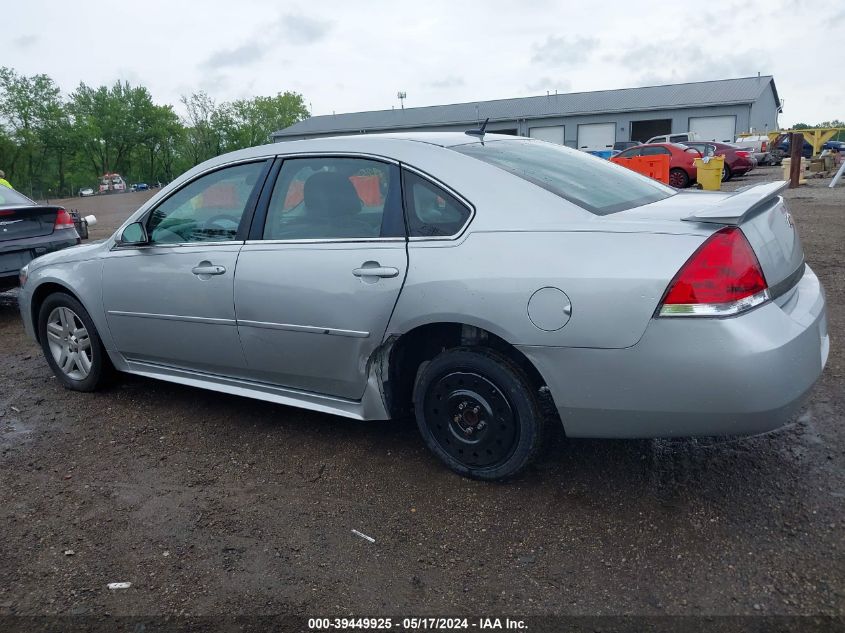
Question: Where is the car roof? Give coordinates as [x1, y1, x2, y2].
[169, 132, 545, 196]
[191, 132, 531, 173]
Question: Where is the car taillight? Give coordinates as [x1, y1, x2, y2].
[735, 150, 750, 158]
[658, 226, 769, 317]
[761, 141, 767, 152]
[54, 208, 75, 230]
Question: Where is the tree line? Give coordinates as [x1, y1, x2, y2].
[0, 67, 309, 199]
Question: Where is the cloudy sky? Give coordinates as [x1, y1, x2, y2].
[4, 0, 843, 127]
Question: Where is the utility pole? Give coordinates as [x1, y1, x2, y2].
[789, 132, 803, 189]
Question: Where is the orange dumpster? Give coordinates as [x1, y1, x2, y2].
[610, 154, 670, 184]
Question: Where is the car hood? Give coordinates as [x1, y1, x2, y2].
[27, 240, 108, 272]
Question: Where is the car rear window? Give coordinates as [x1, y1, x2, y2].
[453, 139, 674, 215]
[0, 187, 34, 206]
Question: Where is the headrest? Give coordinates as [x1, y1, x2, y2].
[303, 171, 362, 219]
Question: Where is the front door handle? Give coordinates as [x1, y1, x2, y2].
[192, 264, 226, 276]
[352, 265, 400, 279]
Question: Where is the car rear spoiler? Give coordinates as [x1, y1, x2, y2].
[682, 180, 789, 225]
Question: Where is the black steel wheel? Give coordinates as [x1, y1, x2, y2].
[414, 347, 545, 480]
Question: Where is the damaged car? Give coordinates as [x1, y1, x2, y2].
[18, 133, 829, 480]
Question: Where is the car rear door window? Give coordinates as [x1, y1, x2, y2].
[402, 171, 471, 238]
[147, 161, 265, 244]
[262, 157, 402, 240]
[642, 146, 671, 156]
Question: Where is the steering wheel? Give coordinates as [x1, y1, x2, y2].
[205, 213, 241, 230]
[203, 214, 241, 237]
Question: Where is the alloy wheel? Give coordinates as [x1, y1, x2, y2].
[46, 306, 93, 380]
[669, 170, 688, 188]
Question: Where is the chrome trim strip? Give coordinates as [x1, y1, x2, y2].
[237, 319, 369, 338]
[112, 240, 244, 251]
[401, 163, 476, 242]
[107, 310, 237, 326]
[243, 237, 405, 246]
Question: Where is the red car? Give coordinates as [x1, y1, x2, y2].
[682, 142, 755, 182]
[611, 142, 702, 188]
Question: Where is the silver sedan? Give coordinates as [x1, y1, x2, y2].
[18, 133, 829, 480]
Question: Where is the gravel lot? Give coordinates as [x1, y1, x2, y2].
[1, 171, 842, 622]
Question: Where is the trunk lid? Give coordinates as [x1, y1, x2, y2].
[0, 205, 61, 242]
[615, 181, 804, 294]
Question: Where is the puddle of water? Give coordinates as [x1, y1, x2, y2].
[0, 415, 36, 448]
[0, 288, 20, 308]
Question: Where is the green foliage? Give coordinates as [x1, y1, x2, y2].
[0, 67, 309, 198]
[789, 120, 845, 141]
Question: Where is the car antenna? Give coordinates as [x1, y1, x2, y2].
[465, 117, 489, 141]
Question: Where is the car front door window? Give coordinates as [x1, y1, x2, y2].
[147, 162, 265, 244]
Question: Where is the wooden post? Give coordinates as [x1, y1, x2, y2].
[789, 132, 803, 188]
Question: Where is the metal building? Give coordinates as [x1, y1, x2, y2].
[272, 76, 781, 150]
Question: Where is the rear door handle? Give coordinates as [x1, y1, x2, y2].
[352, 266, 399, 278]
[192, 264, 226, 276]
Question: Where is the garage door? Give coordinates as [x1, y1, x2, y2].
[529, 125, 565, 144]
[689, 115, 736, 143]
[577, 123, 615, 151]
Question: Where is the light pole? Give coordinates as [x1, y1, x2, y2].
[397, 92, 407, 110]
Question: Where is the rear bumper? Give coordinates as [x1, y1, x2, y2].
[519, 265, 828, 438]
[731, 158, 753, 175]
[0, 234, 78, 283]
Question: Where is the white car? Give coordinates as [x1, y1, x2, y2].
[734, 135, 778, 165]
[79, 187, 95, 197]
[645, 132, 700, 144]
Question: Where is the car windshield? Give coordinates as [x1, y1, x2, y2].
[453, 139, 674, 215]
[0, 186, 34, 206]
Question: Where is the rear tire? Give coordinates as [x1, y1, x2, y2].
[38, 293, 112, 392]
[722, 164, 732, 182]
[413, 347, 545, 481]
[669, 168, 690, 188]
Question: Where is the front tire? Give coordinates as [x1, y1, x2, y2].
[413, 347, 545, 481]
[38, 293, 112, 392]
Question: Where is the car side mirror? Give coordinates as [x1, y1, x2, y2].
[119, 222, 149, 246]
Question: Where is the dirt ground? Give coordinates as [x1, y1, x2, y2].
[1, 172, 843, 623]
